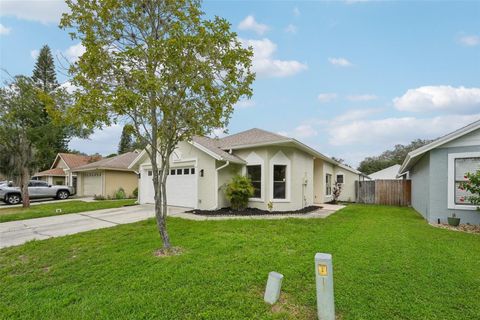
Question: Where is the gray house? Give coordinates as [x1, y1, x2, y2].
[398, 120, 480, 225]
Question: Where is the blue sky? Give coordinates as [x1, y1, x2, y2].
[1, 0, 479, 167]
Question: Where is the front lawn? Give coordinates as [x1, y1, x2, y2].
[0, 199, 137, 223]
[1, 205, 479, 319]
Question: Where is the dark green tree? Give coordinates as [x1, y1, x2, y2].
[118, 125, 134, 154]
[32, 45, 59, 93]
[358, 139, 433, 175]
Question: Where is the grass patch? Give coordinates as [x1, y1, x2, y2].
[0, 205, 479, 319]
[0, 199, 137, 223]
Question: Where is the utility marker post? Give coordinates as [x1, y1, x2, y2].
[315, 253, 335, 320]
[264, 271, 283, 304]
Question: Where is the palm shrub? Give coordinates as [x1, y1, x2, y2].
[225, 175, 254, 210]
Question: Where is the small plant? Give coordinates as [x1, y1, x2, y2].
[225, 175, 254, 210]
[114, 187, 126, 200]
[458, 170, 480, 211]
[132, 187, 138, 198]
[267, 201, 273, 211]
[332, 181, 343, 204]
[448, 212, 461, 226]
[93, 194, 106, 200]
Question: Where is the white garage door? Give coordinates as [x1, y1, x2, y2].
[82, 172, 102, 196]
[141, 167, 196, 208]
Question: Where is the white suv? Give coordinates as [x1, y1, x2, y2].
[0, 180, 75, 205]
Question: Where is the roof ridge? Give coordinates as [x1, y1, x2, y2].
[219, 128, 287, 141]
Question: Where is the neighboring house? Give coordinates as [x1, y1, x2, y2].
[33, 153, 100, 188]
[73, 152, 139, 198]
[369, 164, 406, 180]
[398, 120, 480, 225]
[130, 128, 364, 211]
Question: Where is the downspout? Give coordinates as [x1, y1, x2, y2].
[213, 160, 230, 210]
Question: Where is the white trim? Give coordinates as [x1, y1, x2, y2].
[214, 161, 230, 210]
[269, 151, 291, 202]
[399, 120, 480, 175]
[447, 151, 480, 210]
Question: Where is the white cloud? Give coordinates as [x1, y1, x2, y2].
[346, 94, 378, 101]
[240, 38, 307, 78]
[293, 7, 301, 17]
[393, 85, 480, 113]
[0, 0, 68, 24]
[0, 23, 11, 35]
[235, 99, 255, 109]
[328, 57, 352, 67]
[293, 124, 318, 138]
[69, 124, 123, 156]
[317, 93, 337, 103]
[285, 24, 298, 34]
[64, 43, 86, 62]
[30, 49, 39, 60]
[238, 15, 269, 35]
[333, 108, 383, 122]
[329, 114, 480, 146]
[459, 35, 480, 47]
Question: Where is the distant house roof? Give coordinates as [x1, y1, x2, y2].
[52, 153, 101, 170]
[34, 168, 66, 177]
[369, 164, 402, 180]
[72, 152, 139, 172]
[398, 119, 480, 175]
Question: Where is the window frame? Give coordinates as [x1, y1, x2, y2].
[336, 173, 344, 184]
[269, 151, 291, 203]
[273, 164, 287, 200]
[447, 152, 480, 210]
[246, 164, 262, 199]
[325, 173, 332, 196]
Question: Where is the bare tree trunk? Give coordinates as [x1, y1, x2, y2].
[21, 166, 30, 208]
[151, 151, 172, 250]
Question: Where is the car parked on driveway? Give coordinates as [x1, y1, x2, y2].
[0, 180, 75, 205]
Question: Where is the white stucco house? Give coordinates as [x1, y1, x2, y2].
[129, 128, 364, 211]
[398, 119, 480, 225]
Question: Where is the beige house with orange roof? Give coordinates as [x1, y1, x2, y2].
[34, 153, 100, 189]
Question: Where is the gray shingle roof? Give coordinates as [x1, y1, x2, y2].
[191, 136, 246, 164]
[72, 152, 139, 171]
[217, 128, 289, 148]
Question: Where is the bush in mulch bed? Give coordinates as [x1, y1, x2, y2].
[186, 205, 322, 216]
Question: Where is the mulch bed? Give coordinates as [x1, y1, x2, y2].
[433, 223, 480, 234]
[186, 205, 322, 216]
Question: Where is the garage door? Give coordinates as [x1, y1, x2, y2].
[141, 167, 196, 208]
[82, 172, 102, 196]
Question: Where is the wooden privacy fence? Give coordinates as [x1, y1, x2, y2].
[355, 180, 411, 206]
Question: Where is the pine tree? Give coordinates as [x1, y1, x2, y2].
[32, 45, 59, 93]
[31, 45, 69, 170]
[118, 125, 133, 154]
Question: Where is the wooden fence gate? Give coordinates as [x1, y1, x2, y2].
[355, 180, 411, 206]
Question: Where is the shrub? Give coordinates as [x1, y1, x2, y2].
[225, 175, 254, 210]
[459, 170, 480, 210]
[332, 181, 343, 204]
[93, 194, 106, 200]
[132, 187, 138, 198]
[114, 187, 126, 200]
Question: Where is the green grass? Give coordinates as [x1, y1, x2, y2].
[0, 199, 137, 223]
[0, 205, 479, 319]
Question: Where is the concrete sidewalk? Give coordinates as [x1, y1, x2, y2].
[0, 204, 185, 249]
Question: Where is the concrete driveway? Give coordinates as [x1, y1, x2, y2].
[0, 204, 186, 249]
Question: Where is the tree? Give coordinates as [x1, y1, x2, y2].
[0, 76, 44, 207]
[118, 125, 134, 154]
[358, 139, 433, 175]
[60, 0, 254, 251]
[31, 45, 71, 171]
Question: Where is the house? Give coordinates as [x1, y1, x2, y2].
[72, 152, 139, 198]
[33, 153, 101, 188]
[369, 164, 405, 180]
[398, 120, 480, 225]
[129, 128, 364, 211]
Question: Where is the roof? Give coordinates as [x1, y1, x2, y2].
[72, 152, 139, 172]
[398, 119, 480, 175]
[53, 153, 100, 170]
[191, 136, 246, 164]
[34, 168, 66, 177]
[216, 128, 289, 148]
[369, 164, 402, 180]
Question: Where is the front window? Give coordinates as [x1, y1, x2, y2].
[247, 165, 262, 198]
[273, 165, 286, 199]
[326, 174, 332, 196]
[336, 174, 344, 184]
[455, 157, 480, 205]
